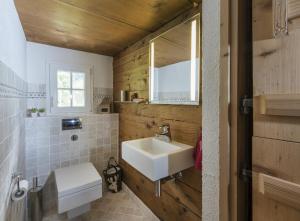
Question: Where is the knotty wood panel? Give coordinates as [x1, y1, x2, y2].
[253, 3, 300, 219]
[121, 162, 201, 220]
[253, 30, 300, 142]
[253, 0, 300, 41]
[113, 6, 201, 221]
[15, 0, 198, 55]
[252, 137, 300, 220]
[253, 0, 273, 41]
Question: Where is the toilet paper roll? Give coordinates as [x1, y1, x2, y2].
[11, 180, 29, 201]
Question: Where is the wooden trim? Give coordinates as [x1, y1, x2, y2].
[255, 94, 300, 116]
[257, 173, 300, 211]
[229, 0, 252, 221]
[220, 0, 230, 220]
[230, 0, 253, 220]
[288, 0, 300, 20]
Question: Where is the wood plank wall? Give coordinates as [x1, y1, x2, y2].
[253, 0, 300, 220]
[113, 6, 202, 221]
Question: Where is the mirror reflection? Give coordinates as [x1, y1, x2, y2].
[149, 14, 200, 105]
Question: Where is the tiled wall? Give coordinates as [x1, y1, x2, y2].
[0, 60, 117, 217]
[26, 83, 47, 111]
[26, 84, 113, 114]
[25, 114, 119, 185]
[0, 61, 27, 221]
[93, 87, 113, 113]
[25, 113, 119, 212]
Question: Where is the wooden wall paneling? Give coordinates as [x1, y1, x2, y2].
[113, 5, 202, 221]
[252, 137, 300, 220]
[258, 173, 300, 211]
[220, 0, 230, 220]
[253, 0, 300, 220]
[253, 30, 300, 142]
[253, 0, 300, 41]
[254, 114, 300, 143]
[253, 0, 273, 41]
[252, 187, 300, 221]
[121, 162, 201, 221]
[253, 31, 300, 96]
[286, 0, 300, 32]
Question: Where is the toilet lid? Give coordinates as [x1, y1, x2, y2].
[55, 162, 102, 198]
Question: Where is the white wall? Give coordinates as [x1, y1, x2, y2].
[0, 0, 27, 79]
[202, 0, 229, 220]
[26, 42, 113, 88]
[202, 0, 220, 218]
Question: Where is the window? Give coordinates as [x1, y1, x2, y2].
[49, 63, 92, 113]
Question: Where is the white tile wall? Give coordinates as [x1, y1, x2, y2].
[0, 61, 27, 221]
[25, 114, 119, 213]
[25, 114, 119, 186]
[93, 87, 113, 113]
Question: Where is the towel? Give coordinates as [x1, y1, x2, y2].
[194, 132, 202, 170]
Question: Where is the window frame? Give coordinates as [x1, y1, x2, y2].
[48, 63, 92, 114]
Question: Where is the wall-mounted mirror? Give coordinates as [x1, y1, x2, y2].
[149, 14, 200, 105]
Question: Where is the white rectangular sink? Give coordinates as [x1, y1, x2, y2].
[122, 137, 194, 181]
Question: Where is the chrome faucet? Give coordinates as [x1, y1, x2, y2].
[155, 123, 172, 142]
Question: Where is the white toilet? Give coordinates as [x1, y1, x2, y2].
[54, 162, 102, 219]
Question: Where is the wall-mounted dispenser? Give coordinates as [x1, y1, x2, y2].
[62, 118, 82, 130]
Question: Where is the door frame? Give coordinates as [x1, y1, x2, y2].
[229, 0, 253, 221]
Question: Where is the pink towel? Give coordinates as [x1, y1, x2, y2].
[194, 132, 202, 170]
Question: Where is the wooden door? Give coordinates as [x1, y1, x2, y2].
[252, 0, 300, 220]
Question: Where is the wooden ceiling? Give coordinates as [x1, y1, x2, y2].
[15, 0, 199, 56]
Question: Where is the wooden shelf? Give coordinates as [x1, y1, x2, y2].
[114, 100, 148, 104]
[113, 101, 135, 104]
[255, 94, 300, 116]
[258, 173, 300, 211]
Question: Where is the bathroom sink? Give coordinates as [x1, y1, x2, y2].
[122, 137, 194, 181]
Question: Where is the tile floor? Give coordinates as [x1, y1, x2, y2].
[42, 187, 159, 221]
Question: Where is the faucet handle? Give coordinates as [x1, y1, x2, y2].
[159, 123, 170, 128]
[158, 123, 170, 134]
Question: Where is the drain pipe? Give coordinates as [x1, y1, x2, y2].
[155, 180, 161, 197]
[154, 172, 183, 197]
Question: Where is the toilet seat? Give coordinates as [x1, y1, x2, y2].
[55, 163, 102, 215]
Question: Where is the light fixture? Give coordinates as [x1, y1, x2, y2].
[150, 41, 155, 101]
[190, 19, 197, 101]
